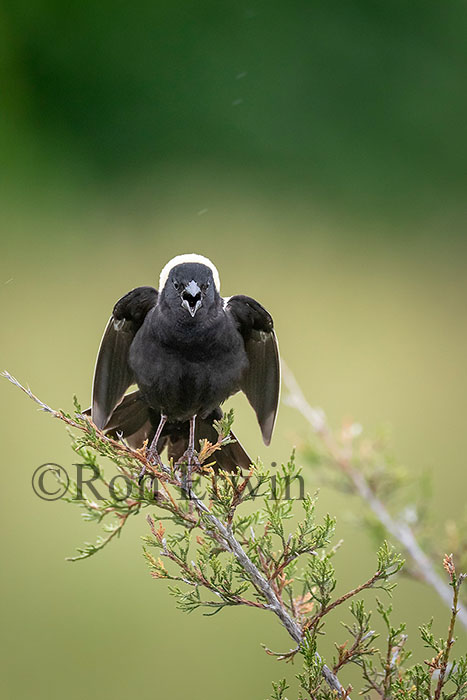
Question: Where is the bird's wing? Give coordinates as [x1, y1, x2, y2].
[225, 295, 280, 445]
[91, 286, 158, 429]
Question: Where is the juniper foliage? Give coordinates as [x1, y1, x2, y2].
[3, 371, 467, 699]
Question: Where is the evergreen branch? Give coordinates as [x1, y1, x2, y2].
[282, 363, 467, 630]
[66, 509, 134, 561]
[6, 370, 467, 699]
[145, 515, 267, 611]
[150, 473, 352, 695]
[305, 544, 403, 633]
[180, 485, 348, 695]
[3, 372, 349, 697]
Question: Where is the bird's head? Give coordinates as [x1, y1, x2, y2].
[159, 254, 221, 318]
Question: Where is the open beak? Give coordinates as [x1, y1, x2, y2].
[181, 280, 202, 317]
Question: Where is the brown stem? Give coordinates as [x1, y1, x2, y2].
[305, 571, 380, 632]
[434, 576, 461, 700]
[282, 363, 467, 630]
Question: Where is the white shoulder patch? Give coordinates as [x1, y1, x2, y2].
[159, 253, 221, 292]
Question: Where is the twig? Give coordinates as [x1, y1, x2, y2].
[434, 557, 465, 700]
[66, 509, 134, 561]
[305, 570, 381, 632]
[281, 363, 467, 630]
[333, 631, 377, 675]
[1, 371, 164, 478]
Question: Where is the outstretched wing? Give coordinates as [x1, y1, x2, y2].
[91, 286, 158, 429]
[225, 295, 280, 445]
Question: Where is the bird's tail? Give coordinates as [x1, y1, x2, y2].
[84, 390, 252, 471]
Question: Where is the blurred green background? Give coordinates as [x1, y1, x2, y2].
[1, 2, 466, 698]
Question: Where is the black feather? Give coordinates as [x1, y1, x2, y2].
[91, 286, 158, 429]
[225, 295, 280, 445]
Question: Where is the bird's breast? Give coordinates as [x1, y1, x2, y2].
[128, 316, 247, 422]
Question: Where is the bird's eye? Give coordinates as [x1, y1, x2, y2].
[173, 280, 181, 291]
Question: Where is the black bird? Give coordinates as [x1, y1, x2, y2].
[90, 254, 280, 472]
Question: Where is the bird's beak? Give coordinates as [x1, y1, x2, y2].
[181, 280, 202, 317]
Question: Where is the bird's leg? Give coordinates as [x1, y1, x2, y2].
[138, 414, 167, 484]
[176, 415, 200, 492]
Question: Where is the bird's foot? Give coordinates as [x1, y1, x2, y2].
[147, 448, 165, 469]
[137, 464, 147, 485]
[138, 450, 164, 485]
[175, 448, 200, 471]
[176, 449, 200, 494]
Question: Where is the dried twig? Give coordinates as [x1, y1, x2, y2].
[281, 363, 467, 630]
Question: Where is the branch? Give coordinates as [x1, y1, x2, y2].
[1, 371, 164, 479]
[3, 370, 350, 699]
[305, 570, 381, 632]
[66, 509, 135, 561]
[282, 363, 467, 630]
[180, 483, 348, 696]
[434, 556, 466, 700]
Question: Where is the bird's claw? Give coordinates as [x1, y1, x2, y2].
[176, 449, 200, 494]
[175, 449, 200, 470]
[146, 449, 164, 469]
[137, 469, 161, 500]
[138, 449, 164, 492]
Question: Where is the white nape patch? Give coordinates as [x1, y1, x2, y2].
[159, 253, 221, 292]
[222, 296, 231, 309]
